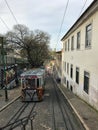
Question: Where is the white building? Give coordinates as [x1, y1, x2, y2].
[61, 0, 98, 110]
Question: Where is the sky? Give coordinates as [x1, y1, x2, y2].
[0, 0, 94, 51]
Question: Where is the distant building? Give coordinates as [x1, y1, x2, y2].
[61, 0, 98, 110]
[55, 51, 62, 79]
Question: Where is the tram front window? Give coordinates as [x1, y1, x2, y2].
[31, 79, 35, 87]
[25, 79, 35, 89]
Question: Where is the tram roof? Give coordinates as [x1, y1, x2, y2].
[21, 68, 45, 77]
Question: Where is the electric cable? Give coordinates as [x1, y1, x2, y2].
[56, 0, 89, 51]
[78, 0, 88, 17]
[56, 0, 69, 51]
[4, 0, 19, 24]
[0, 0, 10, 31]
[0, 16, 10, 31]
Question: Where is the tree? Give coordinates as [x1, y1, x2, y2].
[5, 24, 51, 68]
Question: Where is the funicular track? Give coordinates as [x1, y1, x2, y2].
[0, 101, 36, 130]
[51, 77, 85, 130]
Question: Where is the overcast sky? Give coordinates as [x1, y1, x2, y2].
[0, 0, 94, 50]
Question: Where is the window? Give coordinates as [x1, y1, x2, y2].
[63, 61, 65, 70]
[29, 79, 35, 87]
[70, 85, 73, 92]
[70, 64, 73, 78]
[85, 24, 92, 48]
[65, 62, 66, 72]
[65, 42, 67, 51]
[77, 32, 80, 49]
[84, 71, 90, 94]
[71, 36, 74, 50]
[68, 39, 70, 51]
[64, 77, 66, 84]
[76, 67, 79, 84]
[37, 78, 40, 87]
[67, 80, 69, 89]
[67, 63, 69, 74]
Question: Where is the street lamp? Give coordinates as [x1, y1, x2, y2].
[0, 37, 8, 101]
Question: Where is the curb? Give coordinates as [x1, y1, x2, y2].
[54, 79, 90, 130]
[59, 87, 89, 130]
[0, 95, 20, 112]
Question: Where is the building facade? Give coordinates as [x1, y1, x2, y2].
[61, 0, 98, 110]
[55, 51, 62, 79]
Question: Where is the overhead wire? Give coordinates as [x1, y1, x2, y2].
[78, 0, 88, 17]
[4, 0, 19, 25]
[0, 16, 10, 31]
[0, 0, 10, 31]
[55, 0, 88, 51]
[55, 0, 69, 51]
[0, 0, 19, 32]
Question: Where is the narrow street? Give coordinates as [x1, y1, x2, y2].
[0, 75, 85, 130]
[0, 0, 98, 130]
[32, 76, 85, 130]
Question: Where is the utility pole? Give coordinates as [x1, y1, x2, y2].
[0, 37, 8, 101]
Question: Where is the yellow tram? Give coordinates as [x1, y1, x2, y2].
[20, 68, 45, 101]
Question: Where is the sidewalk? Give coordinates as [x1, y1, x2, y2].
[57, 83, 98, 130]
[0, 87, 21, 112]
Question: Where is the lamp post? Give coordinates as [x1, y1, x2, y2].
[0, 37, 8, 101]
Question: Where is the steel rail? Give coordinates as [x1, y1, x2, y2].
[6, 102, 29, 125]
[51, 78, 67, 130]
[51, 79, 57, 130]
[53, 77, 85, 130]
[0, 102, 36, 130]
[51, 77, 85, 130]
[58, 90, 85, 130]
[53, 81, 74, 130]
